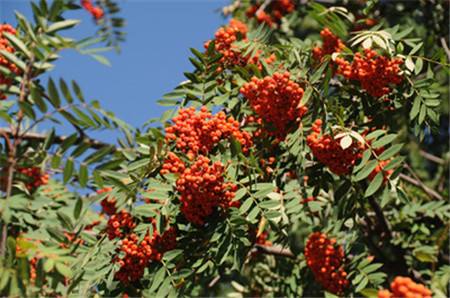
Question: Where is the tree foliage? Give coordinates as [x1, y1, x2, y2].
[0, 0, 449, 297]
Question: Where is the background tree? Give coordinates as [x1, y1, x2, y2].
[0, 0, 448, 297]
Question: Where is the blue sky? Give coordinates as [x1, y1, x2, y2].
[0, 0, 229, 141]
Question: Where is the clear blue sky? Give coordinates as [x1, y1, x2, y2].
[0, 0, 229, 141]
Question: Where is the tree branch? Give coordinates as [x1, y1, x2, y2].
[0, 127, 116, 152]
[419, 150, 445, 165]
[400, 164, 444, 200]
[254, 244, 295, 258]
[368, 197, 392, 239]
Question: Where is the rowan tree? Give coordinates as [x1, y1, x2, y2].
[0, 0, 449, 297]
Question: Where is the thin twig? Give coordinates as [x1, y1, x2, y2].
[404, 163, 444, 200]
[440, 37, 450, 62]
[254, 244, 295, 258]
[256, 0, 272, 16]
[208, 275, 221, 288]
[419, 150, 445, 165]
[399, 173, 443, 200]
[0, 50, 36, 257]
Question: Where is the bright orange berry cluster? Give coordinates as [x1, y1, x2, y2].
[240, 72, 307, 139]
[161, 152, 186, 175]
[114, 226, 177, 284]
[306, 119, 364, 176]
[106, 210, 136, 240]
[165, 106, 252, 158]
[0, 24, 21, 100]
[17, 167, 49, 190]
[305, 232, 349, 295]
[81, 0, 104, 20]
[204, 19, 275, 72]
[104, 204, 177, 284]
[175, 155, 239, 226]
[97, 187, 117, 215]
[335, 49, 403, 97]
[204, 19, 249, 70]
[312, 28, 345, 62]
[246, 0, 295, 27]
[378, 276, 432, 298]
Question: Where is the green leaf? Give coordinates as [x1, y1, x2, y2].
[162, 249, 183, 262]
[414, 58, 423, 74]
[409, 42, 423, 55]
[78, 163, 88, 187]
[362, 263, 383, 274]
[410, 96, 421, 120]
[71, 80, 85, 102]
[310, 61, 329, 84]
[354, 150, 372, 172]
[365, 130, 385, 141]
[355, 275, 369, 293]
[74, 198, 83, 220]
[55, 263, 73, 278]
[383, 156, 405, 171]
[371, 134, 397, 149]
[91, 54, 111, 67]
[364, 172, 384, 197]
[47, 19, 80, 33]
[149, 267, 166, 292]
[418, 104, 426, 124]
[239, 197, 253, 214]
[47, 78, 61, 107]
[3, 32, 31, 58]
[378, 144, 403, 160]
[0, 49, 26, 71]
[360, 288, 379, 298]
[301, 86, 313, 105]
[59, 78, 73, 103]
[354, 160, 378, 181]
[63, 158, 74, 183]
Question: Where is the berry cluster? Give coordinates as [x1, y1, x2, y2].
[17, 167, 49, 191]
[204, 19, 275, 71]
[81, 0, 104, 20]
[103, 204, 177, 284]
[29, 257, 37, 283]
[306, 119, 364, 176]
[240, 72, 307, 139]
[255, 230, 271, 246]
[106, 210, 136, 240]
[115, 227, 177, 284]
[176, 155, 238, 225]
[312, 28, 345, 62]
[335, 49, 403, 97]
[98, 187, 117, 215]
[165, 106, 252, 158]
[161, 152, 186, 175]
[246, 0, 295, 27]
[0, 24, 21, 100]
[305, 232, 349, 295]
[378, 276, 432, 298]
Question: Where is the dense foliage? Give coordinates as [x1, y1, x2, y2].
[0, 0, 449, 297]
